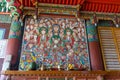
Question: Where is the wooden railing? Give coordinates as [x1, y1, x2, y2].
[1, 71, 120, 80]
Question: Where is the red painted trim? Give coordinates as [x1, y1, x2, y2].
[51, 0, 54, 3]
[101, 4, 105, 12]
[98, 4, 101, 12]
[58, 0, 61, 4]
[66, 0, 69, 5]
[38, 0, 41, 2]
[53, 0, 55, 4]
[73, 0, 77, 5]
[62, 0, 65, 4]
[21, 0, 120, 13]
[39, 13, 76, 18]
[28, 0, 30, 7]
[54, 0, 57, 4]
[94, 3, 97, 12]
[108, 5, 111, 12]
[104, 4, 107, 12]
[118, 6, 120, 13]
[25, 0, 28, 6]
[111, 5, 115, 13]
[92, 3, 95, 11]
[80, 0, 84, 4]
[86, 3, 89, 11]
[70, 0, 73, 5]
[19, 0, 22, 5]
[114, 5, 118, 13]
[23, 0, 25, 6]
[40, 0, 43, 3]
[43, 0, 45, 3]
[78, 0, 80, 4]
[87, 0, 120, 5]
[47, 0, 50, 3]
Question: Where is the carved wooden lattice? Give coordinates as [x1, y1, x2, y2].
[98, 27, 120, 70]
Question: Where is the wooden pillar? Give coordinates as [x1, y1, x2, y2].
[86, 20, 104, 70]
[5, 15, 21, 70]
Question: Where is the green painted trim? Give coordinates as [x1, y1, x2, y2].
[86, 20, 98, 42]
[9, 35, 20, 40]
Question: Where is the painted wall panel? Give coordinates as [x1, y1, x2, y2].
[19, 17, 90, 71]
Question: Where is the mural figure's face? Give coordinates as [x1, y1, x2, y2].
[30, 25, 34, 30]
[43, 23, 46, 26]
[41, 29, 46, 35]
[39, 24, 43, 27]
[66, 44, 71, 49]
[54, 26, 59, 32]
[47, 22, 50, 25]
[40, 44, 44, 49]
[30, 19, 34, 24]
[69, 49, 74, 55]
[66, 30, 71, 36]
[54, 39, 59, 44]
[28, 44, 33, 48]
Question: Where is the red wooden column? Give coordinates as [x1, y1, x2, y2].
[5, 16, 21, 69]
[86, 20, 104, 70]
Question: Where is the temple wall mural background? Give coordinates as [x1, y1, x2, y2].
[19, 16, 90, 71]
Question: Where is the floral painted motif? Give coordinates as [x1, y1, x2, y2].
[9, 19, 21, 39]
[19, 17, 90, 71]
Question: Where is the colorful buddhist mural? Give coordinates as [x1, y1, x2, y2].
[19, 17, 90, 71]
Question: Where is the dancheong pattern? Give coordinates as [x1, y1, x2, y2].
[19, 17, 90, 71]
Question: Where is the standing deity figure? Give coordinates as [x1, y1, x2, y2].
[63, 28, 74, 48]
[49, 24, 61, 48]
[37, 26, 49, 50]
